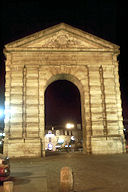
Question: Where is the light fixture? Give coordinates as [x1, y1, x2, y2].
[66, 123, 74, 129]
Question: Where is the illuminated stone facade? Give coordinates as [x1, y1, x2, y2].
[3, 23, 125, 157]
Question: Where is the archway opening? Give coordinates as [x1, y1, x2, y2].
[44, 80, 83, 153]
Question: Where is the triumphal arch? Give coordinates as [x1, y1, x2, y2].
[3, 23, 125, 157]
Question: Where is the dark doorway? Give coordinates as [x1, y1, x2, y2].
[45, 80, 82, 128]
[44, 80, 83, 153]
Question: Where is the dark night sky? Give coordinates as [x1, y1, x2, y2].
[0, 0, 127, 127]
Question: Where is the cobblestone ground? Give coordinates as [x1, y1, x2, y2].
[0, 152, 128, 192]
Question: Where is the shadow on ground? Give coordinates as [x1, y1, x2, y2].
[10, 172, 32, 185]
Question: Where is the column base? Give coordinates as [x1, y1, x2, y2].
[91, 135, 126, 154]
[4, 138, 41, 158]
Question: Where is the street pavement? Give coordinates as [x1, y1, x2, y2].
[0, 152, 128, 192]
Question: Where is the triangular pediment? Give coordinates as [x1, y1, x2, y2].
[5, 23, 119, 51]
[22, 30, 104, 49]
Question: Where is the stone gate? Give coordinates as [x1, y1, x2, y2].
[3, 23, 126, 157]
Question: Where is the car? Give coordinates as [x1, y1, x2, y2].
[0, 153, 10, 182]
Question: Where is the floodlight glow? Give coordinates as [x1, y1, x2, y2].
[4, 109, 10, 122]
[4, 107, 17, 116]
[4, 107, 17, 121]
[4, 116, 10, 123]
[0, 109, 4, 117]
[4, 109, 10, 116]
[10, 107, 16, 114]
[66, 123, 74, 129]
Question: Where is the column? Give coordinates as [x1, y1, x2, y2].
[9, 66, 24, 138]
[113, 56, 124, 135]
[25, 67, 39, 138]
[39, 68, 46, 157]
[99, 66, 108, 136]
[4, 54, 11, 155]
[84, 66, 92, 154]
[89, 67, 103, 136]
[103, 65, 119, 135]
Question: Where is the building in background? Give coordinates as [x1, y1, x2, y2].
[45, 124, 82, 151]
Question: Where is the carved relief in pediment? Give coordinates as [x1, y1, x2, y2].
[42, 31, 86, 48]
[27, 31, 100, 48]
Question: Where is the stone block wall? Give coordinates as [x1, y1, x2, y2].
[91, 136, 124, 154]
[7, 138, 41, 157]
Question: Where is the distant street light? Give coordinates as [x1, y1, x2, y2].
[66, 123, 74, 129]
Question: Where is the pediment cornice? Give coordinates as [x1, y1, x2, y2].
[5, 23, 119, 53]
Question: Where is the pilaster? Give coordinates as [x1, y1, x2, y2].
[84, 66, 92, 154]
[9, 66, 24, 138]
[39, 68, 46, 157]
[25, 66, 39, 138]
[89, 66, 104, 136]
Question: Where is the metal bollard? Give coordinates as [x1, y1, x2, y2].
[3, 181, 14, 192]
[60, 167, 73, 192]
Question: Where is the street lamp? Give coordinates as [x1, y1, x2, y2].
[65, 123, 74, 129]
